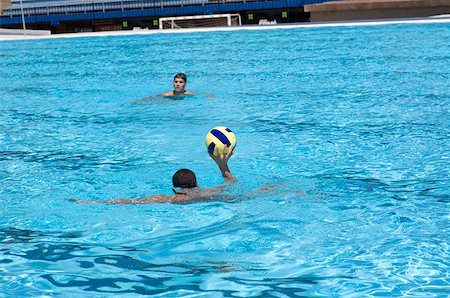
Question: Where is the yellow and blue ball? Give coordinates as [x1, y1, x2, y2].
[205, 126, 236, 156]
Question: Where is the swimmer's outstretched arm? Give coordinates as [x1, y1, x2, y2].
[68, 195, 171, 204]
[106, 195, 170, 204]
[209, 147, 236, 183]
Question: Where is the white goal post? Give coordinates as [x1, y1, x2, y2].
[159, 13, 242, 30]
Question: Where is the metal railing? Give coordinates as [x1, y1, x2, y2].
[3, 0, 270, 16]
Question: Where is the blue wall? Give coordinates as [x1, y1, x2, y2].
[1, 0, 328, 25]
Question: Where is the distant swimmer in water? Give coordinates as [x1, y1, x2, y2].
[163, 73, 195, 96]
[71, 148, 235, 204]
[136, 73, 212, 102]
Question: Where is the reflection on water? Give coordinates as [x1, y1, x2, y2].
[0, 150, 140, 170]
[41, 273, 341, 296]
[0, 227, 81, 244]
[1, 227, 345, 296]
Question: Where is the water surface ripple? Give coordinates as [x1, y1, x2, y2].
[1, 23, 449, 296]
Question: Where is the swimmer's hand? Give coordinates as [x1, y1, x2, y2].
[209, 147, 235, 183]
[209, 146, 234, 165]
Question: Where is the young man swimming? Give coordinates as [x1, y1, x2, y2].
[135, 73, 212, 102]
[73, 149, 235, 204]
[163, 73, 196, 96]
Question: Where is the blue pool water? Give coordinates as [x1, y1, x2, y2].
[1, 22, 449, 296]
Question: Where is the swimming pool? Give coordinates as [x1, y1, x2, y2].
[1, 22, 449, 296]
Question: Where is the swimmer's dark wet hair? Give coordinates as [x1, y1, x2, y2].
[172, 169, 197, 188]
[174, 73, 187, 82]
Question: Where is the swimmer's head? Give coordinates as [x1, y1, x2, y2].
[173, 73, 187, 94]
[172, 169, 197, 188]
[174, 73, 187, 83]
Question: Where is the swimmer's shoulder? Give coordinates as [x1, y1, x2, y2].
[170, 188, 219, 203]
[163, 91, 196, 96]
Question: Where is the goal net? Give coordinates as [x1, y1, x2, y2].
[159, 14, 242, 30]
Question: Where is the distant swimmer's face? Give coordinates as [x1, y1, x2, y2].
[173, 78, 187, 93]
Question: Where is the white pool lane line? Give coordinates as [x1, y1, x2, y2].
[1, 15, 450, 41]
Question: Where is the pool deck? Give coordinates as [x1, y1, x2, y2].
[305, 0, 450, 22]
[1, 14, 450, 41]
